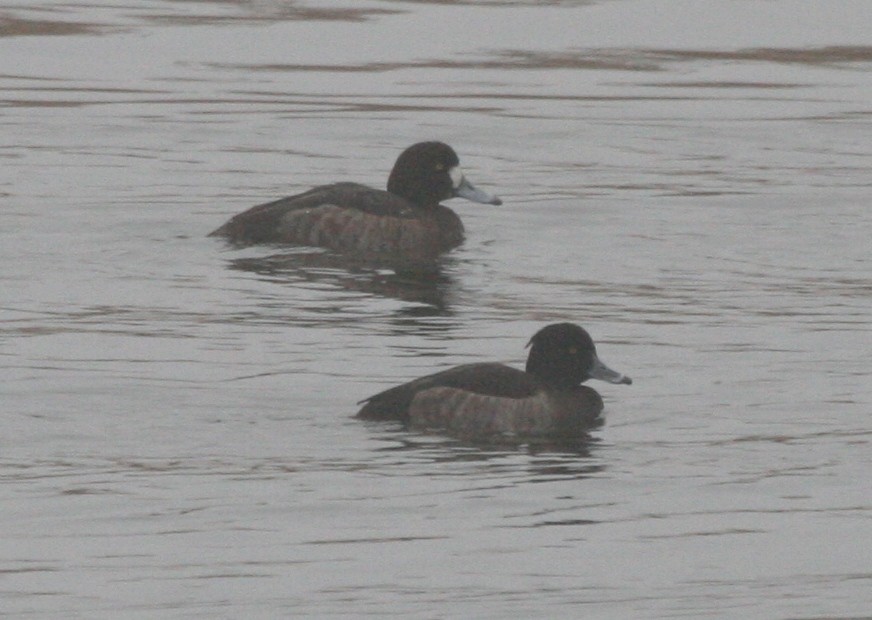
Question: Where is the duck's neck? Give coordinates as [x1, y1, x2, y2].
[526, 355, 581, 391]
[387, 175, 446, 209]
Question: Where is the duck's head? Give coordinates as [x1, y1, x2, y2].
[525, 323, 632, 389]
[387, 141, 502, 207]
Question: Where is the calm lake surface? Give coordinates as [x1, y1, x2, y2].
[2, 0, 871, 617]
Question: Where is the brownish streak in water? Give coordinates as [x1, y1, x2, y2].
[139, 6, 401, 26]
[2, 100, 91, 108]
[3, 86, 167, 94]
[209, 45, 872, 75]
[0, 16, 105, 37]
[644, 45, 872, 67]
[639, 81, 805, 89]
[0, 3, 401, 38]
[211, 50, 661, 73]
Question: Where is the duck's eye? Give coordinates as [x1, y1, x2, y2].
[434, 163, 445, 171]
[568, 346, 578, 355]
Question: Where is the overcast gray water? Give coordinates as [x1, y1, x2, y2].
[2, 0, 871, 617]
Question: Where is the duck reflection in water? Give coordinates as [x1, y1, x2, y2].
[226, 249, 458, 314]
[369, 430, 607, 474]
[357, 323, 632, 443]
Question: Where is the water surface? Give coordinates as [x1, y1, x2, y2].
[2, 0, 871, 617]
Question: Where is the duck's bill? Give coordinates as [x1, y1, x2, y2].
[589, 356, 632, 385]
[453, 174, 502, 205]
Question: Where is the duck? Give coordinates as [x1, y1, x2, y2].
[208, 142, 501, 264]
[356, 323, 632, 441]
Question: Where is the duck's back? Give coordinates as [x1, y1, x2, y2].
[209, 182, 464, 260]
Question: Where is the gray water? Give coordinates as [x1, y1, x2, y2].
[2, 0, 871, 617]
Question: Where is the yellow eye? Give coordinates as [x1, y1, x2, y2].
[434, 163, 445, 171]
[568, 346, 578, 354]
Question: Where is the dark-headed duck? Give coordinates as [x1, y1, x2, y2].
[209, 142, 501, 263]
[357, 323, 632, 440]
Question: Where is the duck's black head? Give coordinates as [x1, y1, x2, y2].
[387, 141, 502, 208]
[525, 323, 632, 389]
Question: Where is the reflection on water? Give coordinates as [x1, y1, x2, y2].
[226, 249, 457, 312]
[222, 250, 465, 338]
[366, 421, 603, 457]
[2, 0, 872, 617]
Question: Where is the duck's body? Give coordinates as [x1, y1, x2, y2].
[357, 323, 632, 441]
[210, 182, 464, 260]
[358, 361, 606, 437]
[209, 142, 501, 263]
